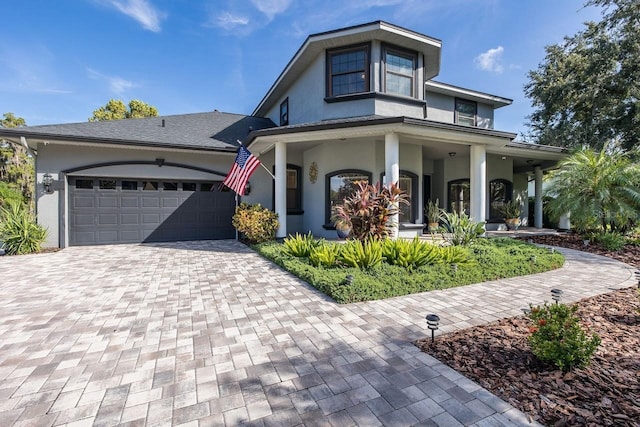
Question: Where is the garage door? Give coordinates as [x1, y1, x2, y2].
[69, 177, 236, 245]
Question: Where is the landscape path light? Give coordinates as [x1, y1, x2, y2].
[426, 314, 440, 343]
[551, 288, 563, 304]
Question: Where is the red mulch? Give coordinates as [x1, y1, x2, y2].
[416, 234, 640, 427]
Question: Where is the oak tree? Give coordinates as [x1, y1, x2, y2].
[0, 113, 33, 208]
[89, 99, 159, 121]
[525, 0, 640, 152]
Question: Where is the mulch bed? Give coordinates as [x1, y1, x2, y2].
[416, 234, 640, 426]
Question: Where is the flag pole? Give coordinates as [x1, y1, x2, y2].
[234, 192, 239, 241]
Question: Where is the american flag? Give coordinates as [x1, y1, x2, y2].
[223, 146, 260, 195]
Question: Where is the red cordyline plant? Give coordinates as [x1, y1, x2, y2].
[331, 181, 409, 241]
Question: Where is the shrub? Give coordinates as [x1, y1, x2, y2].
[231, 203, 279, 243]
[309, 243, 340, 267]
[338, 239, 383, 269]
[381, 238, 473, 271]
[593, 231, 626, 251]
[383, 238, 437, 270]
[331, 181, 409, 241]
[439, 246, 475, 267]
[527, 303, 600, 371]
[283, 232, 319, 257]
[0, 200, 47, 255]
[440, 211, 485, 246]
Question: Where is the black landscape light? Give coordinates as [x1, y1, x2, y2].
[426, 314, 440, 342]
[344, 275, 354, 286]
[521, 307, 531, 315]
[551, 288, 563, 304]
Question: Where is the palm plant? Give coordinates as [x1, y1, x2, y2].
[544, 148, 640, 232]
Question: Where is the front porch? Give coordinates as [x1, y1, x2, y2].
[245, 117, 566, 239]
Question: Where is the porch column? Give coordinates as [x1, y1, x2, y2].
[385, 132, 400, 238]
[275, 141, 287, 239]
[534, 166, 543, 228]
[470, 145, 487, 223]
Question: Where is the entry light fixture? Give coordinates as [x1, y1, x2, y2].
[244, 181, 251, 195]
[425, 314, 440, 342]
[448, 152, 456, 157]
[42, 173, 54, 194]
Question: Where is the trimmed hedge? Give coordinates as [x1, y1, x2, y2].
[255, 237, 565, 303]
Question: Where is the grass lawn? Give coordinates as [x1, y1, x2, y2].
[255, 237, 565, 303]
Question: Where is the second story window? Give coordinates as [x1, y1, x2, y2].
[280, 98, 289, 126]
[383, 47, 416, 97]
[327, 44, 370, 97]
[455, 99, 477, 126]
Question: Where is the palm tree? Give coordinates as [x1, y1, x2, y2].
[545, 148, 640, 232]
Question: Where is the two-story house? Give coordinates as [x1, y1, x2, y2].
[0, 21, 564, 247]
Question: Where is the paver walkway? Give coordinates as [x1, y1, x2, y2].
[0, 241, 635, 427]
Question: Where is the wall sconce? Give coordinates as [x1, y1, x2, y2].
[244, 181, 251, 195]
[42, 173, 54, 194]
[448, 152, 456, 157]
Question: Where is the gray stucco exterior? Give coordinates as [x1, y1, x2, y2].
[0, 20, 565, 247]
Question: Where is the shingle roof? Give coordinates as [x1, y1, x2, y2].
[247, 115, 518, 143]
[0, 111, 276, 152]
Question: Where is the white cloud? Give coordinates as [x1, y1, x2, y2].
[207, 12, 250, 30]
[250, 0, 292, 20]
[474, 46, 505, 73]
[87, 68, 136, 94]
[106, 0, 165, 32]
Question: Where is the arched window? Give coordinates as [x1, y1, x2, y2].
[380, 170, 418, 223]
[489, 179, 513, 220]
[325, 169, 372, 225]
[448, 179, 470, 215]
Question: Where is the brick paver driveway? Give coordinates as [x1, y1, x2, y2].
[0, 240, 635, 426]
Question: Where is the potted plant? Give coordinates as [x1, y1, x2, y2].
[500, 200, 522, 231]
[425, 198, 441, 233]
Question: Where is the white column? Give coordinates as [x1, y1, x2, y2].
[470, 145, 486, 223]
[385, 132, 400, 238]
[274, 142, 287, 239]
[534, 166, 543, 228]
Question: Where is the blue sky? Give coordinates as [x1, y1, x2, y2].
[1, 0, 602, 138]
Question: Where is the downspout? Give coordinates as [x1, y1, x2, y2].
[20, 136, 36, 158]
